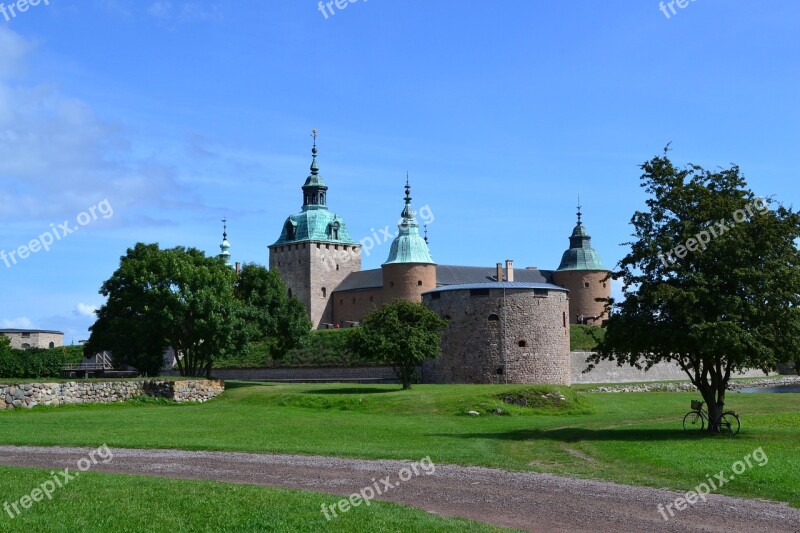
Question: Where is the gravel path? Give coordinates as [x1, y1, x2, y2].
[1, 446, 799, 532]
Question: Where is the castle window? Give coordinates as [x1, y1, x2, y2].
[336, 265, 339, 271]
[496, 367, 504, 375]
[340, 299, 343, 305]
[352, 298, 356, 304]
[444, 315, 451, 320]
[21, 332, 30, 338]
[584, 282, 590, 288]
[488, 314, 500, 322]
[518, 340, 527, 348]
[21, 343, 30, 349]
[288, 289, 293, 298]
[317, 243, 320, 249]
[470, 289, 490, 296]
[284, 221, 296, 241]
[430, 292, 441, 300]
[417, 280, 422, 286]
[322, 287, 327, 298]
[534, 289, 548, 297]
[563, 312, 567, 328]
[49, 342, 55, 349]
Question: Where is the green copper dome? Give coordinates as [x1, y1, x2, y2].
[272, 139, 356, 246]
[556, 207, 606, 271]
[384, 179, 435, 265]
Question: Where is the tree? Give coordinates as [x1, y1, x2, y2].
[348, 300, 448, 390]
[86, 243, 243, 377]
[234, 264, 311, 358]
[590, 151, 800, 433]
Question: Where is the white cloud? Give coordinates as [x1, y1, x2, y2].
[0, 27, 195, 225]
[1, 317, 36, 329]
[76, 303, 99, 317]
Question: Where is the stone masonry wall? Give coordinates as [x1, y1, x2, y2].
[551, 270, 610, 324]
[0, 379, 224, 410]
[423, 287, 571, 385]
[2, 331, 64, 350]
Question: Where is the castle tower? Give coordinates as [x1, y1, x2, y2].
[219, 218, 232, 267]
[381, 178, 437, 303]
[268, 132, 361, 328]
[552, 203, 610, 325]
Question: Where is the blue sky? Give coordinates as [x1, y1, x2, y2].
[0, 0, 797, 342]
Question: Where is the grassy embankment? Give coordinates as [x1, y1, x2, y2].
[0, 382, 797, 507]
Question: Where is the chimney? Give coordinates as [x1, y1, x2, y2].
[496, 263, 504, 282]
[235, 262, 241, 276]
[506, 259, 514, 282]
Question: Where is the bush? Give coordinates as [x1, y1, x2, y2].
[0, 348, 66, 379]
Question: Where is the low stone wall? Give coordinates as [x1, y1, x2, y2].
[164, 366, 400, 383]
[0, 379, 224, 410]
[570, 352, 770, 384]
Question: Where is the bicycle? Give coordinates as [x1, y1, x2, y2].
[682, 400, 740, 436]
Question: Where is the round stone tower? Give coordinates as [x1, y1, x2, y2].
[422, 283, 571, 384]
[382, 178, 437, 303]
[551, 204, 610, 325]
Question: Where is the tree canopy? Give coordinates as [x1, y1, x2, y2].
[590, 151, 800, 432]
[234, 263, 311, 358]
[86, 243, 242, 377]
[348, 300, 448, 389]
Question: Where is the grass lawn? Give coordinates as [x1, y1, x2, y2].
[0, 382, 798, 509]
[0, 466, 511, 533]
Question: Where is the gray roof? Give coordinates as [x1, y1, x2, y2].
[333, 269, 384, 293]
[333, 265, 556, 293]
[423, 282, 568, 295]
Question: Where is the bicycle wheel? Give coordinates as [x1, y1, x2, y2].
[717, 412, 740, 436]
[683, 411, 705, 431]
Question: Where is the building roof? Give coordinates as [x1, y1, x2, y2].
[423, 282, 568, 294]
[333, 269, 385, 293]
[556, 206, 607, 271]
[272, 139, 357, 247]
[0, 329, 64, 335]
[333, 264, 556, 294]
[383, 179, 435, 265]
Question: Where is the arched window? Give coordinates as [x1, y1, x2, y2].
[518, 340, 527, 348]
[321, 287, 327, 298]
[417, 280, 423, 286]
[21, 343, 31, 349]
[284, 220, 296, 241]
[49, 342, 55, 349]
[488, 314, 500, 322]
[288, 288, 293, 298]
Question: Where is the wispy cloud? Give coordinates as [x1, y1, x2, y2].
[1, 317, 36, 329]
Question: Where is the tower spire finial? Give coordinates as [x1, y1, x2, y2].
[222, 217, 228, 239]
[309, 129, 319, 176]
[577, 195, 583, 224]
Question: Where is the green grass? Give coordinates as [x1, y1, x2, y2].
[569, 324, 604, 351]
[0, 466, 511, 533]
[1, 383, 798, 508]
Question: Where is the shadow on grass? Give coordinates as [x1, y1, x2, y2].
[222, 381, 278, 390]
[432, 427, 710, 443]
[303, 387, 400, 395]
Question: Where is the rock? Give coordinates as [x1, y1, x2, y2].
[468, 410, 480, 416]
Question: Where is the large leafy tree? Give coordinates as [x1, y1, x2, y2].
[234, 263, 311, 358]
[348, 300, 448, 390]
[590, 151, 800, 433]
[86, 243, 243, 377]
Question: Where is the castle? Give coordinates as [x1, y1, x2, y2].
[260, 136, 611, 384]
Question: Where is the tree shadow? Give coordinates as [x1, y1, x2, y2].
[431, 427, 709, 443]
[304, 387, 399, 395]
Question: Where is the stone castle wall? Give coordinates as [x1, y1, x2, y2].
[269, 241, 362, 328]
[2, 331, 64, 350]
[333, 287, 384, 325]
[381, 263, 437, 304]
[423, 287, 571, 385]
[0, 379, 224, 410]
[552, 270, 610, 324]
